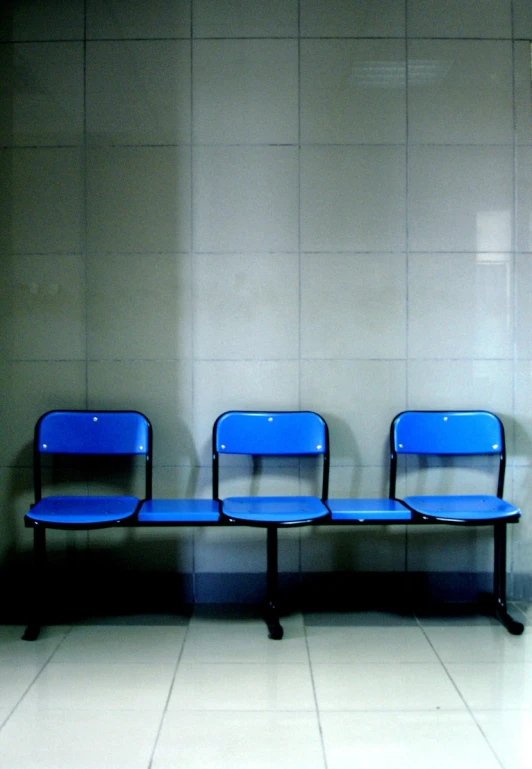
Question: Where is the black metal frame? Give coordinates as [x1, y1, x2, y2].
[20, 408, 525, 642]
[389, 411, 524, 636]
[23, 410, 153, 641]
[212, 411, 331, 640]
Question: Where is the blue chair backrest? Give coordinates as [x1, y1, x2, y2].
[214, 411, 328, 456]
[36, 411, 151, 455]
[391, 411, 504, 456]
[212, 411, 330, 500]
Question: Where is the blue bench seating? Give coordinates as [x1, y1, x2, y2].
[23, 408, 524, 640]
[326, 498, 412, 522]
[212, 410, 330, 638]
[23, 409, 152, 641]
[389, 410, 522, 635]
[138, 499, 221, 524]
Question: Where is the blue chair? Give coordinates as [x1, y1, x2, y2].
[213, 411, 330, 639]
[389, 410, 523, 635]
[23, 410, 152, 640]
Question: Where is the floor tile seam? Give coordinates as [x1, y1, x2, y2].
[415, 619, 508, 768]
[175, 659, 313, 664]
[414, 619, 483, 704]
[507, 603, 530, 624]
[36, 624, 77, 663]
[12, 705, 170, 714]
[309, 660, 456, 666]
[147, 618, 192, 769]
[165, 706, 319, 714]
[303, 620, 332, 769]
[308, 658, 446, 665]
[314, 706, 480, 714]
[0, 627, 77, 734]
[42, 660, 183, 667]
[442, 660, 532, 666]
[315, 706, 471, 713]
[162, 707, 320, 714]
[458, 708, 509, 769]
[470, 706, 532, 713]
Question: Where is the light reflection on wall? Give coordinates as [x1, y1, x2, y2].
[475, 210, 512, 357]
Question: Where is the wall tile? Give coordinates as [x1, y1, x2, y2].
[300, 0, 405, 38]
[88, 524, 194, 572]
[301, 253, 407, 359]
[406, 525, 493, 573]
[215, 464, 303, 501]
[86, 0, 191, 39]
[149, 466, 200, 500]
[407, 0, 512, 38]
[516, 254, 532, 359]
[0, 362, 86, 466]
[193, 40, 297, 145]
[0, 466, 34, 562]
[408, 41, 513, 145]
[192, 361, 300, 465]
[0, 148, 83, 254]
[512, 467, 532, 573]
[0, 254, 85, 360]
[300, 40, 406, 144]
[327, 465, 396, 499]
[514, 362, 532, 467]
[193, 0, 298, 38]
[0, 43, 84, 147]
[194, 253, 299, 360]
[0, 0, 531, 592]
[515, 42, 532, 145]
[193, 146, 298, 253]
[513, 0, 532, 37]
[408, 253, 513, 359]
[407, 360, 514, 415]
[194, 526, 277, 573]
[300, 146, 406, 252]
[408, 146, 513, 253]
[86, 41, 191, 146]
[516, 146, 532, 252]
[401, 456, 505, 497]
[301, 524, 408, 573]
[86, 147, 191, 253]
[87, 252, 192, 360]
[0, 0, 84, 41]
[87, 360, 194, 467]
[300, 360, 407, 467]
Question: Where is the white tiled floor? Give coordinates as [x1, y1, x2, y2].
[0, 603, 530, 768]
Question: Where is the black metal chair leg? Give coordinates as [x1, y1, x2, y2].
[265, 526, 283, 640]
[22, 525, 46, 641]
[493, 522, 524, 636]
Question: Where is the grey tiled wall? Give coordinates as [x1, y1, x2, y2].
[1, 0, 532, 600]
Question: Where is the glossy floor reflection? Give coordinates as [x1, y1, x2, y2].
[0, 603, 530, 768]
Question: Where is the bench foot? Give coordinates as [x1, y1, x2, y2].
[22, 624, 41, 642]
[495, 602, 525, 636]
[479, 592, 525, 635]
[265, 601, 284, 640]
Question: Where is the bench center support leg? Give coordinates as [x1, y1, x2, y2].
[265, 525, 283, 640]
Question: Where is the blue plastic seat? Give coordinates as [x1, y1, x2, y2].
[27, 496, 141, 526]
[213, 411, 330, 639]
[23, 410, 152, 640]
[138, 498, 220, 524]
[326, 498, 412, 522]
[389, 410, 523, 634]
[223, 496, 328, 525]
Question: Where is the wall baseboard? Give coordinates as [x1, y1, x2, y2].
[1, 566, 526, 623]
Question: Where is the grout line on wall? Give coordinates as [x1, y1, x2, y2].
[189, 0, 198, 603]
[403, 0, 410, 577]
[82, 0, 89, 409]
